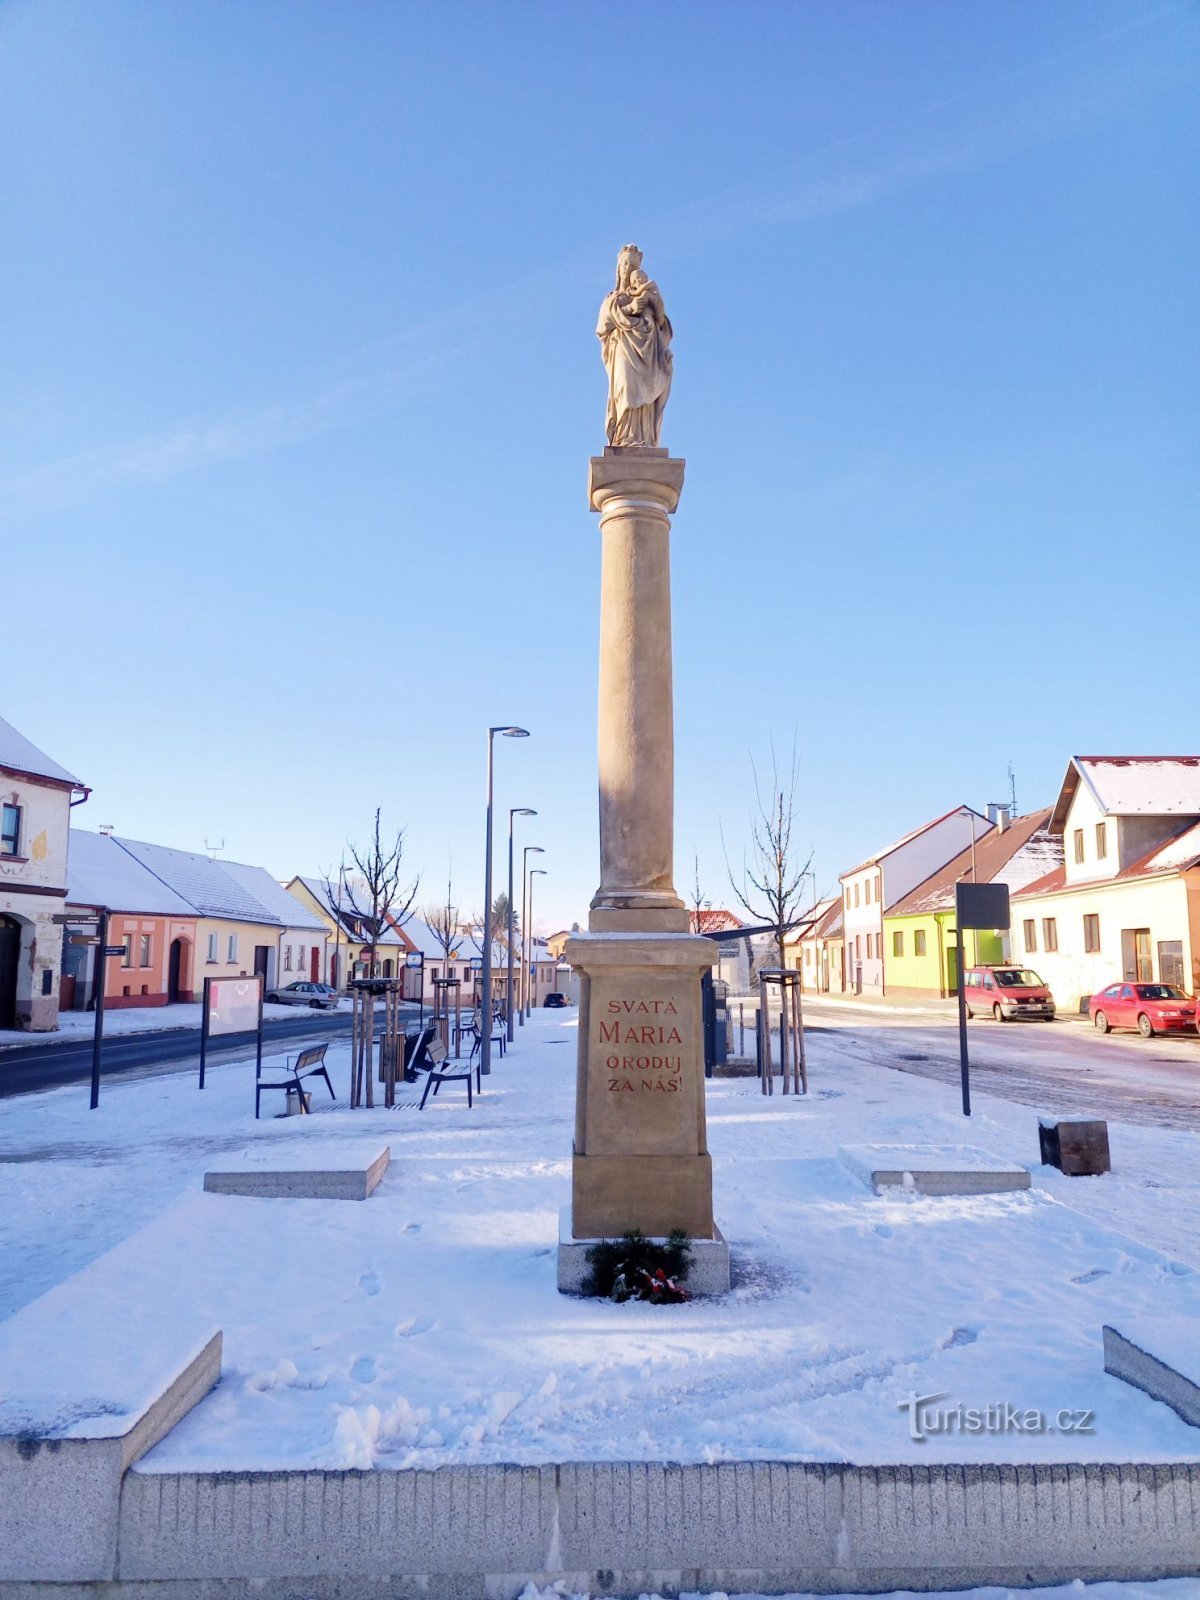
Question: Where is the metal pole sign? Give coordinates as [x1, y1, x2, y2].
[953, 881, 1011, 1117]
[90, 908, 110, 1110]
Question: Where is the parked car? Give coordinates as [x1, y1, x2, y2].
[266, 980, 338, 1009]
[544, 991, 568, 1009]
[963, 966, 1056, 1022]
[1088, 982, 1195, 1038]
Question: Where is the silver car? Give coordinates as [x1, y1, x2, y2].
[266, 981, 338, 1009]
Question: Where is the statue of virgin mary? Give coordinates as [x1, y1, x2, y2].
[595, 244, 673, 447]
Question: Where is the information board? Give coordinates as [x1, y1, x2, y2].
[207, 975, 263, 1037]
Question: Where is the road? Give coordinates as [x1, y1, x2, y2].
[0, 1005, 424, 1100]
[800, 999, 1200, 1132]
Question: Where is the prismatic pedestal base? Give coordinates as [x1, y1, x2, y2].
[563, 929, 718, 1255]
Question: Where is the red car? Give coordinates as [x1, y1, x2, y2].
[1088, 982, 1196, 1038]
[963, 965, 1056, 1021]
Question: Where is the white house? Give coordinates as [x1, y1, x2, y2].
[1010, 756, 1200, 1011]
[0, 715, 89, 1030]
[840, 806, 994, 994]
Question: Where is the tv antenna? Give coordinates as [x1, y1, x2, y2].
[204, 837, 225, 859]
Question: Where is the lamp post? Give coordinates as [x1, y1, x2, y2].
[527, 867, 547, 1019]
[520, 845, 544, 1024]
[481, 726, 529, 1077]
[507, 807, 536, 1043]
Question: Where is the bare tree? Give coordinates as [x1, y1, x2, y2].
[422, 870, 461, 970]
[689, 848, 710, 933]
[722, 741, 812, 969]
[347, 809, 420, 975]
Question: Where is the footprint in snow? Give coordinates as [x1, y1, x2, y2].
[1071, 1268, 1110, 1285]
[402, 1222, 421, 1235]
[941, 1326, 979, 1350]
[395, 1315, 435, 1338]
[358, 1270, 382, 1297]
[350, 1355, 377, 1384]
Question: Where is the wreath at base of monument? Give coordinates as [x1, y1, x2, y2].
[582, 1230, 693, 1302]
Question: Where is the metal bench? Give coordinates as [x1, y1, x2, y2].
[415, 1035, 479, 1109]
[255, 1043, 336, 1119]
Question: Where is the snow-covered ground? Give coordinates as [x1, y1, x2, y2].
[0, 995, 349, 1048]
[518, 1584, 1197, 1600]
[1, 1010, 1198, 1479]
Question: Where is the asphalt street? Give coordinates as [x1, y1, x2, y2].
[0, 1005, 424, 1100]
[802, 999, 1200, 1132]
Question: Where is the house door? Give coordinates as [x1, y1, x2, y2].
[168, 939, 183, 1003]
[254, 946, 270, 980]
[0, 916, 20, 1029]
[1133, 929, 1153, 982]
[310, 946, 320, 982]
[330, 953, 340, 990]
[946, 945, 959, 997]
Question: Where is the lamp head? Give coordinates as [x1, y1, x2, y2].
[491, 725, 529, 738]
[511, 807, 537, 819]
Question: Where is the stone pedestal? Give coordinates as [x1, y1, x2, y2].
[560, 447, 726, 1289]
[566, 931, 718, 1242]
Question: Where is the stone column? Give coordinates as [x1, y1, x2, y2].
[588, 448, 688, 935]
[561, 448, 726, 1288]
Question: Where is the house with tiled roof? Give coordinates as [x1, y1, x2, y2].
[112, 839, 326, 996]
[1009, 757, 1200, 1011]
[882, 808, 1061, 998]
[285, 875, 418, 991]
[840, 805, 993, 994]
[64, 830, 198, 1010]
[784, 897, 846, 994]
[0, 714, 89, 1031]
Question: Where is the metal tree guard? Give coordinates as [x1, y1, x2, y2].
[757, 968, 808, 1097]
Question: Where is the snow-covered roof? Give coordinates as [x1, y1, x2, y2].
[886, 809, 1062, 917]
[1013, 818, 1200, 901]
[1052, 756, 1200, 831]
[114, 838, 292, 925]
[784, 898, 839, 946]
[67, 830, 195, 916]
[219, 860, 327, 932]
[842, 806, 991, 878]
[0, 713, 84, 789]
[291, 875, 413, 945]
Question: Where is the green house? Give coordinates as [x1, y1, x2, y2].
[883, 809, 1058, 997]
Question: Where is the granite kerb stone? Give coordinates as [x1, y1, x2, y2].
[107, 1458, 1200, 1590]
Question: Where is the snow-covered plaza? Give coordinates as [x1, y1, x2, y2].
[3, 1008, 1198, 1476]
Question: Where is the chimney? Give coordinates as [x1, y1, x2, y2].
[986, 802, 1011, 833]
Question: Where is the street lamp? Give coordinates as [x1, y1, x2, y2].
[520, 845, 544, 1024]
[527, 867, 548, 1019]
[507, 807, 537, 1043]
[482, 725, 529, 1077]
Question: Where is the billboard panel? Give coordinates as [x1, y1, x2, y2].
[207, 975, 263, 1037]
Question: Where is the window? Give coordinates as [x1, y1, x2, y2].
[207, 933, 218, 962]
[914, 929, 926, 957]
[1042, 917, 1058, 952]
[1023, 919, 1036, 953]
[0, 803, 20, 856]
[845, 887, 851, 909]
[121, 938, 133, 968]
[853, 883, 860, 907]
[865, 879, 872, 905]
[855, 935, 862, 960]
[139, 934, 152, 968]
[227, 934, 238, 963]
[893, 931, 903, 958]
[1073, 828, 1085, 864]
[284, 946, 292, 971]
[1083, 914, 1100, 953]
[1095, 822, 1107, 860]
[297, 946, 305, 972]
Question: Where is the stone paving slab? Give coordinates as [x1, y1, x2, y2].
[203, 1144, 390, 1200]
[839, 1142, 1031, 1196]
[1104, 1319, 1200, 1428]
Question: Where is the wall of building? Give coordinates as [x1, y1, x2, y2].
[98, 915, 197, 1008]
[841, 868, 883, 992]
[0, 776, 73, 1030]
[194, 918, 281, 993]
[1011, 874, 1193, 1012]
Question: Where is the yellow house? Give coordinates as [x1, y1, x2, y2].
[883, 809, 1059, 997]
[286, 875, 415, 990]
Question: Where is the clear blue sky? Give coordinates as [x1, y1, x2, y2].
[3, 1, 1197, 932]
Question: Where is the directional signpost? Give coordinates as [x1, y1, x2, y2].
[53, 907, 112, 1108]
